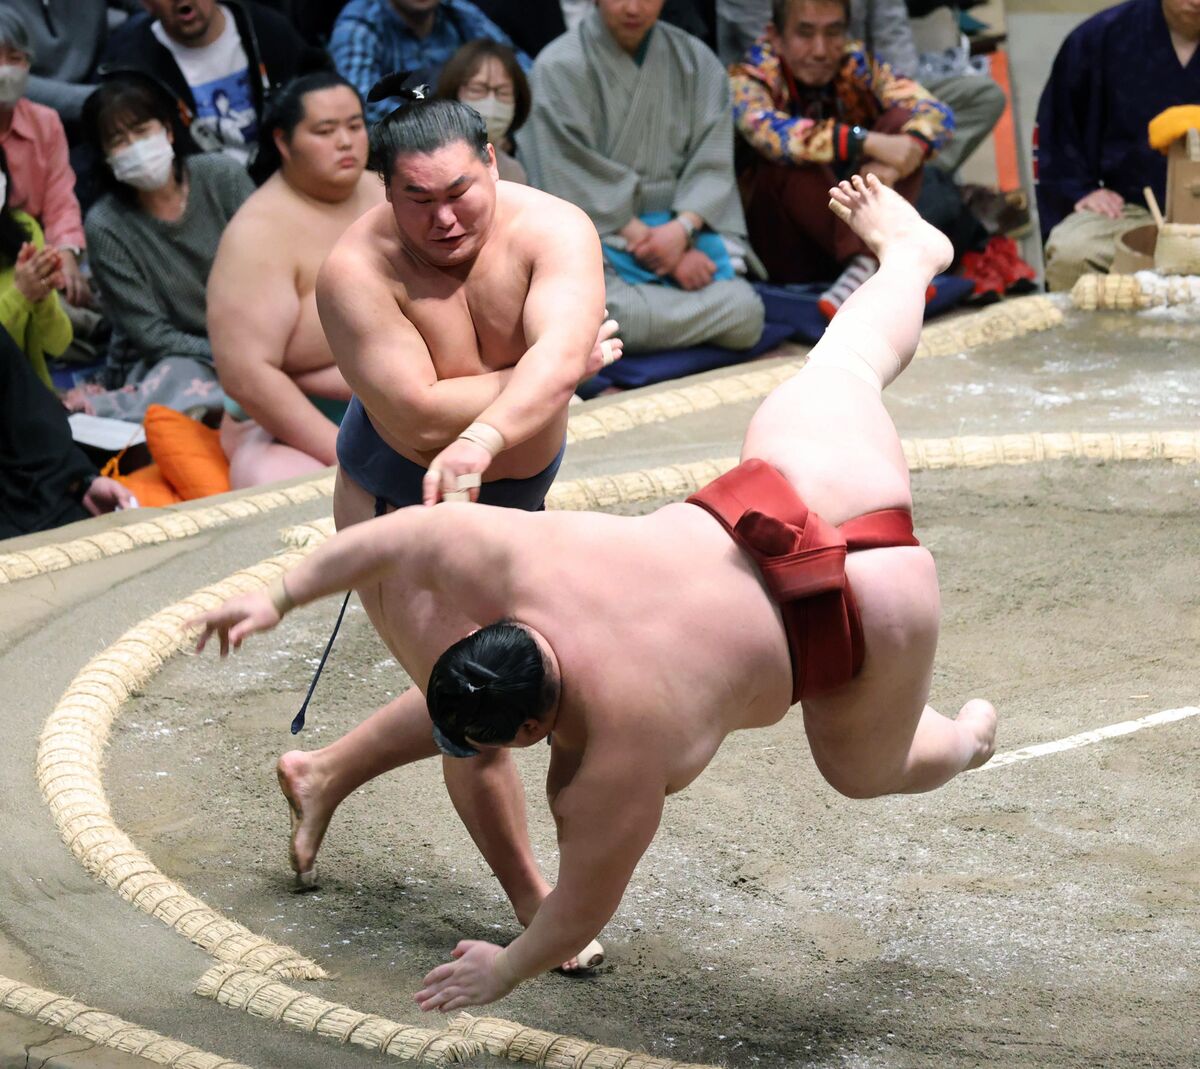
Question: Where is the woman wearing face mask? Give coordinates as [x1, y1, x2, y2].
[76, 77, 254, 421]
[0, 143, 72, 388]
[437, 40, 531, 184]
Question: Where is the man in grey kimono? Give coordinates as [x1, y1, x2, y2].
[521, 0, 766, 355]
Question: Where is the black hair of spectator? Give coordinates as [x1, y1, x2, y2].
[435, 40, 531, 139]
[83, 78, 198, 207]
[426, 621, 558, 750]
[771, 0, 851, 30]
[368, 79, 489, 184]
[250, 70, 364, 185]
[0, 145, 35, 268]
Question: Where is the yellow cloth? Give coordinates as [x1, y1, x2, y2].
[0, 210, 73, 387]
[1148, 106, 1200, 153]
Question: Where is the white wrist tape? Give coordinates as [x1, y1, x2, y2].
[267, 573, 294, 617]
[457, 421, 506, 458]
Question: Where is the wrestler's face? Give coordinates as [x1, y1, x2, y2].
[388, 140, 499, 267]
[769, 0, 848, 88]
[141, 0, 219, 43]
[277, 86, 367, 192]
[597, 0, 667, 54]
[1163, 0, 1200, 36]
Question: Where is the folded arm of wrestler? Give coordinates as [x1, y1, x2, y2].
[316, 204, 616, 507]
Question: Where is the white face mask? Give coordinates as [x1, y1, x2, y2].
[0, 63, 29, 106]
[108, 131, 175, 191]
[466, 94, 516, 148]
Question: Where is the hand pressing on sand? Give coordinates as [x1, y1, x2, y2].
[190, 578, 290, 657]
[415, 940, 517, 1013]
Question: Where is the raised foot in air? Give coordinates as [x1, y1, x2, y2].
[828, 173, 953, 276]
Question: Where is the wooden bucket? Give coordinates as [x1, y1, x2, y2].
[1111, 224, 1157, 273]
[1154, 222, 1200, 274]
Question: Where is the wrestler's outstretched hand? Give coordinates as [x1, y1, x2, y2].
[190, 592, 282, 657]
[423, 436, 492, 506]
[415, 940, 516, 1012]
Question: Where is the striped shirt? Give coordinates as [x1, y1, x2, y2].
[331, 0, 532, 123]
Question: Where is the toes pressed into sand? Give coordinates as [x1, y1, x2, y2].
[557, 938, 606, 974]
[276, 753, 330, 891]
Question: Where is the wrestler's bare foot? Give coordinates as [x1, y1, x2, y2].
[828, 173, 953, 276]
[276, 750, 339, 889]
[958, 699, 997, 770]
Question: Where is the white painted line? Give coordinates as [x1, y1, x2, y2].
[980, 706, 1200, 770]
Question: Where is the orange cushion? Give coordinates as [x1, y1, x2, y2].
[116, 464, 183, 507]
[143, 404, 231, 500]
[1149, 105, 1200, 152]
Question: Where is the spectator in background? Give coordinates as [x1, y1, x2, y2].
[1036, 0, 1200, 291]
[719, 1, 1005, 176]
[332, 0, 531, 123]
[437, 40, 530, 183]
[0, 325, 136, 540]
[860, 0, 1005, 178]
[6, 0, 120, 124]
[522, 0, 764, 354]
[731, 0, 950, 317]
[102, 0, 327, 168]
[0, 144, 72, 389]
[75, 79, 252, 421]
[210, 72, 383, 487]
[475, 0, 718, 58]
[0, 9, 92, 308]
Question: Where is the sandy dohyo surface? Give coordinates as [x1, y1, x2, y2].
[105, 458, 1200, 1069]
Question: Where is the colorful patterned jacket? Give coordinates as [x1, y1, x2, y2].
[730, 36, 953, 169]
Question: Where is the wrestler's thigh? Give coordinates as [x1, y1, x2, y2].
[741, 365, 911, 525]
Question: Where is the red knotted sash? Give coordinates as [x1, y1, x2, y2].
[687, 459, 920, 701]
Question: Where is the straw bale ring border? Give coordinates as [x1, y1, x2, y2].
[0, 476, 335, 585]
[195, 964, 721, 1069]
[195, 964, 478, 1065]
[36, 544, 330, 982]
[447, 1012, 720, 1068]
[0, 974, 253, 1068]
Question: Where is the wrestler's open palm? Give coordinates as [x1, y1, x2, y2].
[190, 592, 281, 657]
[415, 940, 514, 1012]
[423, 437, 492, 506]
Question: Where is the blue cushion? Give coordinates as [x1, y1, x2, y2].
[579, 274, 972, 396]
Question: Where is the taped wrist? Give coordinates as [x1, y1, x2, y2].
[457, 421, 506, 458]
[267, 573, 295, 617]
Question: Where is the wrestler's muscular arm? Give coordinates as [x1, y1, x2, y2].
[189, 505, 490, 655]
[421, 202, 605, 497]
[192, 500, 532, 656]
[208, 217, 342, 465]
[316, 243, 514, 455]
[415, 751, 665, 1010]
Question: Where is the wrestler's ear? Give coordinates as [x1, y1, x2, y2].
[516, 718, 548, 745]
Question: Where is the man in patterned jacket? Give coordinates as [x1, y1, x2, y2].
[731, 0, 952, 318]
